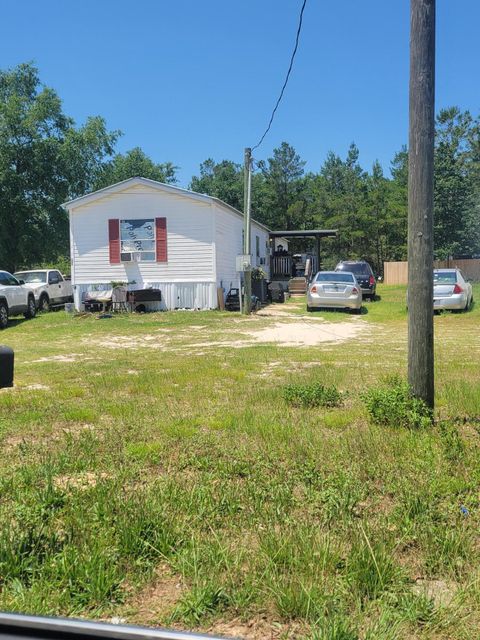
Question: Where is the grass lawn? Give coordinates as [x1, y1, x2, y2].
[1, 284, 480, 639]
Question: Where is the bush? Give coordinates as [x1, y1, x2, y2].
[362, 376, 432, 429]
[284, 382, 342, 408]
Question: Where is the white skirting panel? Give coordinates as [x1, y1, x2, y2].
[73, 282, 217, 311]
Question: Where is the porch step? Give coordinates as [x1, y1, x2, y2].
[288, 277, 307, 295]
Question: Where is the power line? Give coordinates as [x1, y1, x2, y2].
[251, 0, 308, 152]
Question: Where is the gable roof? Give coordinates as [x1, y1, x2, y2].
[62, 176, 270, 232]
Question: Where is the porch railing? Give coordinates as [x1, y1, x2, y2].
[271, 255, 293, 278]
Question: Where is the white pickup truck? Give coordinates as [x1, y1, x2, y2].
[0, 270, 37, 329]
[14, 269, 74, 312]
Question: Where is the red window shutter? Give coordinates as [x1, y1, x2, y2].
[108, 219, 120, 264]
[155, 217, 167, 262]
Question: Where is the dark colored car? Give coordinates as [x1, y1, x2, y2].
[335, 260, 376, 300]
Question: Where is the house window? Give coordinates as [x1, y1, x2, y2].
[120, 219, 155, 262]
[256, 235, 260, 258]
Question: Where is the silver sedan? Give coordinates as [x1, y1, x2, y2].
[307, 271, 363, 313]
[433, 269, 473, 311]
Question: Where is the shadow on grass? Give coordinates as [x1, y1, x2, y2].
[4, 317, 30, 329]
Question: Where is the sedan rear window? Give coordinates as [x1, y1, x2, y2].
[316, 272, 355, 283]
[433, 271, 457, 284]
[336, 263, 371, 275]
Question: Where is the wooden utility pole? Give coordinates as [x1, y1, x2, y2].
[243, 147, 252, 315]
[408, 0, 435, 407]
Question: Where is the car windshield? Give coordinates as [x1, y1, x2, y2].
[336, 263, 371, 275]
[433, 271, 457, 284]
[316, 272, 355, 283]
[15, 271, 47, 283]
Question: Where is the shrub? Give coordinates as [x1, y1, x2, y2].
[362, 376, 432, 429]
[284, 382, 342, 408]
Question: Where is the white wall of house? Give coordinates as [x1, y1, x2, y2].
[213, 204, 270, 293]
[68, 182, 216, 310]
[66, 178, 271, 311]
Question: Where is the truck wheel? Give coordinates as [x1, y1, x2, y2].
[0, 302, 8, 329]
[24, 296, 37, 319]
[39, 294, 50, 312]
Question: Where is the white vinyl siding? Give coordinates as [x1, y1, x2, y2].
[70, 184, 215, 284]
[67, 178, 271, 310]
[214, 204, 270, 289]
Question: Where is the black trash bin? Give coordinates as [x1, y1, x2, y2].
[268, 282, 285, 303]
[0, 345, 14, 388]
[251, 278, 268, 303]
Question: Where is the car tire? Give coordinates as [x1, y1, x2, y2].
[307, 305, 314, 312]
[0, 302, 8, 329]
[24, 295, 37, 319]
[352, 308, 362, 315]
[39, 294, 50, 313]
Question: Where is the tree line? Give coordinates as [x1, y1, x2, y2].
[1, 63, 479, 274]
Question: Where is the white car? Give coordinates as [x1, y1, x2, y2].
[307, 271, 363, 313]
[14, 269, 73, 312]
[433, 268, 473, 311]
[0, 270, 37, 329]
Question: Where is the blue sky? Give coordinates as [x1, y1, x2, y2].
[1, 0, 478, 186]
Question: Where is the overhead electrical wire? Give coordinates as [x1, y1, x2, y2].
[251, 0, 308, 151]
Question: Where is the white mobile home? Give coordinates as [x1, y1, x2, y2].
[63, 177, 271, 310]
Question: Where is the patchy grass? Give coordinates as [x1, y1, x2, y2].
[0, 284, 480, 638]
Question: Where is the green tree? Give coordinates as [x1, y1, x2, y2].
[258, 142, 308, 230]
[434, 107, 479, 258]
[94, 147, 177, 190]
[0, 63, 118, 271]
[312, 144, 369, 265]
[190, 159, 243, 211]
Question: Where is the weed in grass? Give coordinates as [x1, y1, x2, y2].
[347, 530, 400, 603]
[437, 420, 465, 464]
[308, 616, 359, 639]
[396, 591, 436, 625]
[52, 538, 124, 609]
[125, 441, 164, 464]
[115, 493, 181, 566]
[259, 526, 337, 576]
[170, 583, 230, 625]
[269, 578, 337, 622]
[284, 382, 342, 408]
[0, 523, 63, 586]
[422, 525, 471, 578]
[363, 614, 402, 640]
[362, 376, 432, 429]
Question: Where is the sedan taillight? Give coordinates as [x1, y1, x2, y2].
[352, 287, 359, 294]
[453, 283, 463, 294]
[310, 285, 317, 293]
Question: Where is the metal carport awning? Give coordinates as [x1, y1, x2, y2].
[268, 229, 337, 238]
